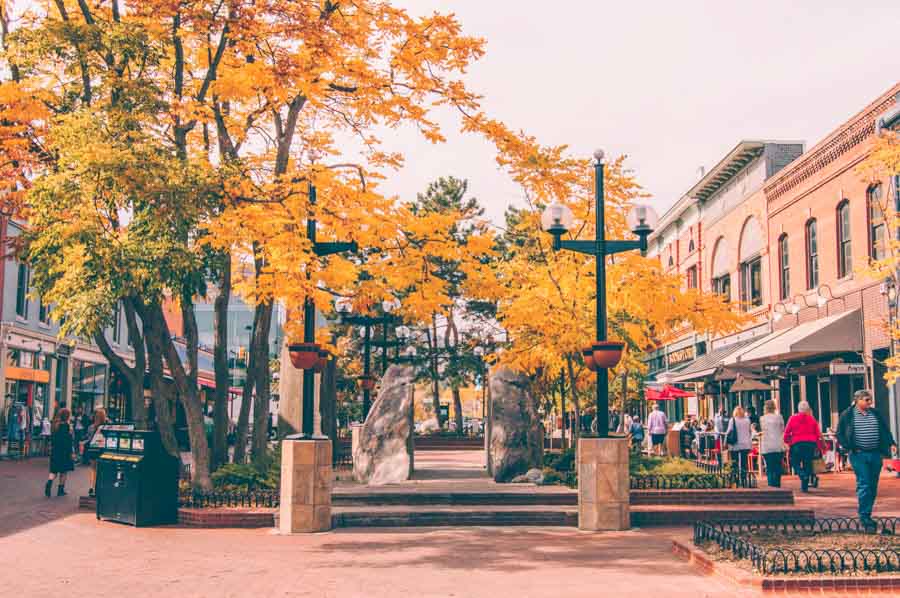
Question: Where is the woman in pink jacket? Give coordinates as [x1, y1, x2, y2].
[783, 401, 826, 493]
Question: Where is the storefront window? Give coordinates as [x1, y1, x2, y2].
[869, 183, 885, 261]
[712, 274, 731, 299]
[837, 200, 852, 278]
[778, 234, 790, 300]
[71, 359, 108, 415]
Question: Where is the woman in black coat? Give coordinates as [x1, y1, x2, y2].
[45, 408, 74, 497]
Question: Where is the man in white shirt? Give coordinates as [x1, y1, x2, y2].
[647, 403, 669, 456]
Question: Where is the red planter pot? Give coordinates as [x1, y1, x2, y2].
[288, 343, 321, 370]
[313, 350, 330, 373]
[591, 341, 625, 369]
[581, 346, 598, 372]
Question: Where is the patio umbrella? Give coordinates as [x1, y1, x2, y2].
[729, 374, 770, 392]
[661, 384, 694, 398]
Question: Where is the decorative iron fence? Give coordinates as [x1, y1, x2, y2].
[179, 489, 280, 509]
[694, 518, 900, 575]
[630, 471, 757, 490]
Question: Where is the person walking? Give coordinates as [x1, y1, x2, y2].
[725, 406, 752, 473]
[759, 399, 786, 487]
[783, 401, 824, 493]
[629, 415, 644, 455]
[84, 408, 108, 498]
[836, 389, 897, 528]
[45, 408, 74, 497]
[647, 403, 668, 456]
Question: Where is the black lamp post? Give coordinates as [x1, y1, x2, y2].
[298, 182, 357, 438]
[337, 299, 400, 419]
[541, 149, 658, 438]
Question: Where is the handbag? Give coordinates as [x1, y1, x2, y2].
[726, 424, 738, 446]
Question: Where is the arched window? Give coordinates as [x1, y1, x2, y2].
[868, 184, 885, 261]
[805, 219, 818, 289]
[778, 234, 790, 300]
[668, 255, 674, 267]
[711, 237, 731, 299]
[739, 218, 763, 310]
[837, 200, 851, 278]
[688, 239, 695, 253]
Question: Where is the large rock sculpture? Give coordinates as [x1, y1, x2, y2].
[353, 364, 415, 485]
[488, 367, 543, 482]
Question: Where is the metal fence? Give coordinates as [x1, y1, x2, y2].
[694, 518, 900, 575]
[630, 471, 757, 490]
[179, 489, 280, 509]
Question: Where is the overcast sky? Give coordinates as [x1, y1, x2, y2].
[380, 0, 900, 225]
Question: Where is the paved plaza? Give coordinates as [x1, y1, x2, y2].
[2, 454, 898, 597]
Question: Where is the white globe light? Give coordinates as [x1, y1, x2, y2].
[405, 346, 417, 357]
[593, 148, 606, 163]
[358, 327, 367, 339]
[395, 325, 410, 340]
[382, 298, 400, 313]
[540, 202, 574, 234]
[473, 346, 485, 357]
[335, 297, 353, 314]
[773, 311, 783, 322]
[789, 303, 800, 315]
[626, 204, 659, 234]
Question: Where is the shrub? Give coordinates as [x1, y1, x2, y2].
[210, 445, 281, 492]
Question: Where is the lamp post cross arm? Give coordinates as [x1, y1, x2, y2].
[313, 241, 358, 256]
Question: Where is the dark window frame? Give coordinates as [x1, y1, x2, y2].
[778, 233, 790, 300]
[686, 265, 698, 289]
[805, 219, 818, 290]
[15, 263, 29, 319]
[868, 183, 885, 261]
[712, 273, 731, 300]
[836, 200, 852, 278]
[740, 256, 763, 311]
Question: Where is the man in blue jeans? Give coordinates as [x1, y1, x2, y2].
[836, 390, 897, 531]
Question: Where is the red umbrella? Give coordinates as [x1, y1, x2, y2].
[661, 384, 694, 398]
[645, 387, 676, 401]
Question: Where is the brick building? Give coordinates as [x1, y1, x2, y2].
[646, 81, 900, 440]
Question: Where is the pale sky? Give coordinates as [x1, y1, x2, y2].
[382, 0, 900, 225]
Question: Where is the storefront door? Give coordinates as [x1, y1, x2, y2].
[817, 378, 833, 430]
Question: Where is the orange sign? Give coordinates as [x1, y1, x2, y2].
[6, 367, 51, 383]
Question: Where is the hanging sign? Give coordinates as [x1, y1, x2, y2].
[829, 362, 866, 376]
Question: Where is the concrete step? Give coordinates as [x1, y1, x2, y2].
[630, 504, 814, 527]
[331, 491, 577, 507]
[629, 488, 794, 506]
[332, 505, 578, 528]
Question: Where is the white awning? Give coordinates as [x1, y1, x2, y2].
[726, 310, 863, 368]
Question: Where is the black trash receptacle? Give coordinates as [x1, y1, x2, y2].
[96, 429, 179, 527]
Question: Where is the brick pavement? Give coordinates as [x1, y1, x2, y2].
[2, 456, 898, 597]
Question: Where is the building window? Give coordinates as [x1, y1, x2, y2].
[778, 234, 790, 300]
[740, 257, 762, 310]
[688, 239, 695, 253]
[38, 299, 50, 325]
[869, 183, 885, 261]
[837, 200, 852, 277]
[15, 263, 29, 319]
[686, 265, 698, 289]
[805, 219, 818, 289]
[712, 274, 731, 299]
[667, 255, 674, 268]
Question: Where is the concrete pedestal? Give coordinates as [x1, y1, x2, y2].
[279, 439, 332, 533]
[577, 437, 630, 531]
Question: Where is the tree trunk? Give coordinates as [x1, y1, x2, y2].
[146, 299, 213, 491]
[211, 254, 231, 470]
[452, 385, 463, 436]
[429, 315, 441, 427]
[559, 370, 567, 450]
[142, 308, 178, 459]
[566, 355, 580, 446]
[250, 301, 274, 462]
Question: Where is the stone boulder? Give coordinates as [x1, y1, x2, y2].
[488, 367, 543, 482]
[353, 364, 415, 485]
[511, 468, 544, 484]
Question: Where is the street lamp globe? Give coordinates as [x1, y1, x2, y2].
[540, 202, 574, 236]
[358, 327, 367, 339]
[404, 346, 417, 357]
[382, 298, 400, 313]
[473, 346, 485, 358]
[626, 204, 659, 236]
[593, 148, 605, 164]
[395, 325, 410, 340]
[335, 296, 353, 314]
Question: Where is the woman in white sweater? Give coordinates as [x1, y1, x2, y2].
[725, 406, 753, 473]
[758, 399, 786, 487]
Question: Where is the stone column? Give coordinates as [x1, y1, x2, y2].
[279, 439, 332, 533]
[577, 437, 629, 531]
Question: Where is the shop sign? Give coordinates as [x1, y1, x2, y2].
[829, 362, 866, 376]
[6, 366, 51, 383]
[667, 346, 695, 367]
